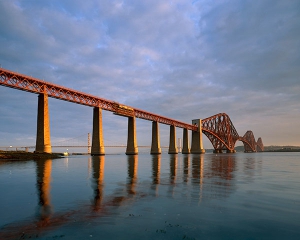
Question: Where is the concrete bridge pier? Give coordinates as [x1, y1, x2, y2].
[151, 121, 161, 154]
[182, 128, 190, 154]
[191, 119, 205, 154]
[91, 107, 105, 155]
[213, 149, 223, 153]
[35, 93, 52, 153]
[226, 149, 236, 153]
[168, 125, 178, 154]
[126, 116, 138, 155]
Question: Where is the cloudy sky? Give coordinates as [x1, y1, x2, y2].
[0, 0, 299, 150]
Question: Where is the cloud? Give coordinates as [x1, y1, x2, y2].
[0, 0, 300, 149]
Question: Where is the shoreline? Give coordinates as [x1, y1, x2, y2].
[0, 151, 63, 160]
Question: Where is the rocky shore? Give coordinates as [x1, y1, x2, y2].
[0, 150, 63, 160]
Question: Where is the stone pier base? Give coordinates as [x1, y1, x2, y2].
[91, 107, 105, 155]
[190, 119, 205, 154]
[213, 149, 223, 153]
[35, 93, 52, 153]
[182, 128, 190, 154]
[226, 149, 236, 153]
[126, 117, 138, 155]
[151, 121, 161, 154]
[168, 125, 178, 154]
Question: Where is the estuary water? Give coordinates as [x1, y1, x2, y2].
[0, 152, 299, 239]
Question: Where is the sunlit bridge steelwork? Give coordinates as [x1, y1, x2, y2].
[241, 130, 257, 153]
[0, 68, 195, 131]
[201, 113, 240, 153]
[201, 114, 263, 153]
[256, 137, 264, 152]
[0, 68, 264, 154]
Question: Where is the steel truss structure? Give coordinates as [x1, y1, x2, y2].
[1, 68, 264, 152]
[201, 113, 264, 152]
[202, 113, 240, 151]
[0, 68, 197, 131]
[256, 137, 264, 152]
[241, 130, 257, 152]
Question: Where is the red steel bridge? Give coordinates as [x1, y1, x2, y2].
[0, 68, 264, 154]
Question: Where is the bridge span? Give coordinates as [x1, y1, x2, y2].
[0, 68, 264, 154]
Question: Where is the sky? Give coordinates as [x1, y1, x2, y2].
[0, 0, 299, 150]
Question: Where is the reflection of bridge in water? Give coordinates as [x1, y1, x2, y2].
[0, 154, 249, 238]
[1, 68, 264, 155]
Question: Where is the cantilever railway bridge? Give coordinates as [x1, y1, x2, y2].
[0, 68, 264, 154]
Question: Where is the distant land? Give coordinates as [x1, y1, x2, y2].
[205, 146, 300, 153]
[262, 145, 300, 152]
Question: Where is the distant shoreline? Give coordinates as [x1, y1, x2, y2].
[0, 151, 63, 160]
[264, 149, 300, 152]
[1, 148, 300, 161]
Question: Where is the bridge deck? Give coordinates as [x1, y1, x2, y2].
[0, 68, 197, 131]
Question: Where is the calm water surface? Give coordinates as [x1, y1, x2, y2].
[0, 152, 299, 239]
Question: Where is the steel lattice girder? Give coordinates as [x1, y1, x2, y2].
[256, 137, 264, 152]
[202, 113, 240, 151]
[241, 130, 257, 152]
[0, 68, 197, 131]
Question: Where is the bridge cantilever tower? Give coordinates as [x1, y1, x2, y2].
[201, 113, 240, 153]
[201, 114, 264, 153]
[256, 137, 264, 152]
[240, 130, 257, 152]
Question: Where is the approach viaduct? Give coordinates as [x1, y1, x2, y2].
[0, 68, 264, 155]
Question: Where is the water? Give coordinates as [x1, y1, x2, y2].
[0, 152, 300, 239]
